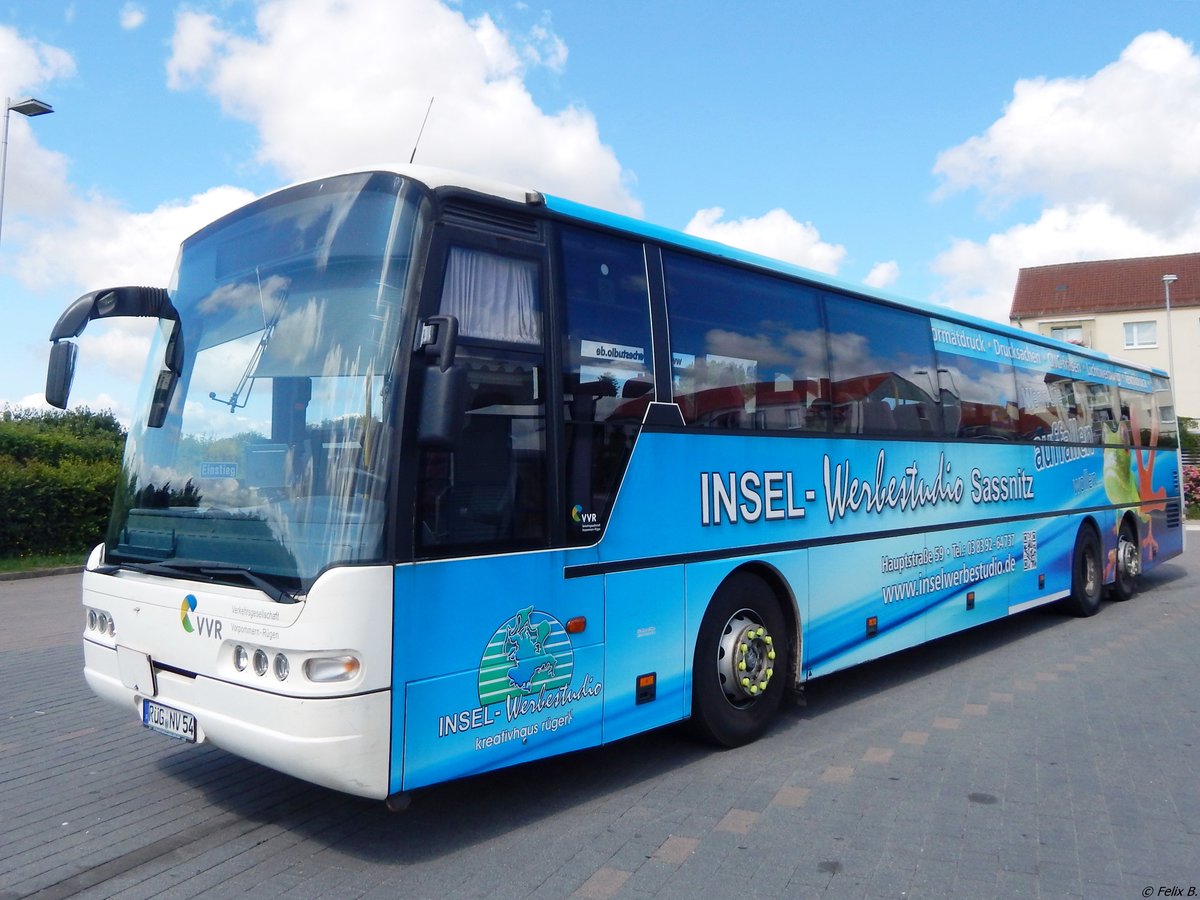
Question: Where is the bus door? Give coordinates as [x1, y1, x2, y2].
[398, 233, 605, 790]
[558, 227, 687, 742]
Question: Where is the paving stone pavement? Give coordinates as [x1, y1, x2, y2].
[1, 538, 1198, 899]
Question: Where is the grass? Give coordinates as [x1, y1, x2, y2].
[0, 551, 88, 575]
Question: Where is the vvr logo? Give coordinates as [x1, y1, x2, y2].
[179, 594, 223, 640]
[571, 504, 599, 527]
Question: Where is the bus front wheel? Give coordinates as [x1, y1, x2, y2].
[1066, 525, 1103, 617]
[690, 571, 788, 747]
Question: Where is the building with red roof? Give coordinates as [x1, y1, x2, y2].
[1009, 252, 1200, 418]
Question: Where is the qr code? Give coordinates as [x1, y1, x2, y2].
[1022, 531, 1037, 570]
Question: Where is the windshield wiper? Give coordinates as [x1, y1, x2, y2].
[98, 559, 299, 604]
[209, 268, 288, 412]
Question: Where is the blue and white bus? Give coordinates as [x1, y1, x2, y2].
[46, 166, 1184, 807]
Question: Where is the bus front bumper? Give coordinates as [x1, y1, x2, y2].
[84, 639, 392, 800]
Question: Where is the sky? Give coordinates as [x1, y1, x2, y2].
[2, 0, 1199, 423]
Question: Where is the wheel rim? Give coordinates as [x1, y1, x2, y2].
[1118, 532, 1140, 582]
[1082, 543, 1098, 597]
[716, 609, 777, 707]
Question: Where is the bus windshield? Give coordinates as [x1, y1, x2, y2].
[107, 172, 428, 592]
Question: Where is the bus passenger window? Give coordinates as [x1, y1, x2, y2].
[1082, 381, 1118, 444]
[560, 227, 652, 542]
[663, 252, 829, 432]
[1154, 375, 1178, 448]
[934, 340, 1019, 441]
[416, 245, 548, 556]
[824, 296, 942, 437]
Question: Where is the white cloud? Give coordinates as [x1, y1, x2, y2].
[525, 17, 568, 72]
[935, 31, 1200, 232]
[0, 27, 75, 223]
[1, 390, 130, 422]
[165, 0, 638, 215]
[931, 31, 1200, 322]
[7, 184, 253, 422]
[166, 12, 223, 89]
[684, 207, 846, 274]
[864, 261, 899, 290]
[931, 203, 1200, 321]
[0, 25, 75, 90]
[119, 3, 147, 30]
[13, 185, 256, 293]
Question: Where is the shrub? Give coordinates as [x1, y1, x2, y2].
[1184, 465, 1200, 518]
[0, 406, 125, 557]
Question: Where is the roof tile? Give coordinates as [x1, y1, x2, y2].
[1010, 252, 1200, 319]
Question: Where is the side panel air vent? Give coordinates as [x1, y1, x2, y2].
[1166, 499, 1182, 529]
[442, 200, 542, 239]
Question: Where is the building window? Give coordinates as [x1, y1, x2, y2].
[1123, 320, 1157, 349]
[1050, 325, 1084, 344]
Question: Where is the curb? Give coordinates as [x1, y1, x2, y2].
[0, 566, 85, 582]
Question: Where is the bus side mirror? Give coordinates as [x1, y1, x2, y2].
[45, 340, 78, 410]
[416, 315, 467, 448]
[45, 286, 181, 425]
[417, 364, 468, 448]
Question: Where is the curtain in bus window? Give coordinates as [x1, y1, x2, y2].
[440, 246, 540, 344]
[823, 296, 942, 437]
[663, 252, 829, 431]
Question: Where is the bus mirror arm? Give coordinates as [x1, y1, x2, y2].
[45, 287, 183, 426]
[419, 314, 459, 372]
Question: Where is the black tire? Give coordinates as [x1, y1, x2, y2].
[1109, 518, 1139, 602]
[690, 571, 789, 747]
[1066, 525, 1103, 617]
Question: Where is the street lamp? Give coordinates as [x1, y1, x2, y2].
[1162, 274, 1179, 426]
[0, 96, 55, 247]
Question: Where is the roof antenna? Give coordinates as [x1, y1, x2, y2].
[409, 96, 434, 164]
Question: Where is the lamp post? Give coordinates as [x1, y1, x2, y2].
[1162, 274, 1179, 425]
[0, 96, 55, 247]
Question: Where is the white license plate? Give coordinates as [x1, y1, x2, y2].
[142, 699, 196, 743]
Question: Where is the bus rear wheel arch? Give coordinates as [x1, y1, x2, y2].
[690, 569, 791, 747]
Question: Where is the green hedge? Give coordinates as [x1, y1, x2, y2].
[0, 407, 125, 557]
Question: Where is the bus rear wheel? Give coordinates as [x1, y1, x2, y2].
[690, 571, 788, 747]
[1109, 519, 1140, 602]
[1066, 524, 1103, 617]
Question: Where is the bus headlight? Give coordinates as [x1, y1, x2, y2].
[85, 606, 116, 639]
[273, 653, 290, 681]
[233, 645, 249, 672]
[252, 648, 269, 677]
[304, 655, 361, 683]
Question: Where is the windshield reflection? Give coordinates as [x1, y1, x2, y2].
[107, 172, 427, 591]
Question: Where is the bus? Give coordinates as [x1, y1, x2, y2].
[45, 166, 1184, 807]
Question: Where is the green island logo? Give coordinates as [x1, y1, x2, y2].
[180, 594, 197, 633]
[477, 606, 573, 706]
